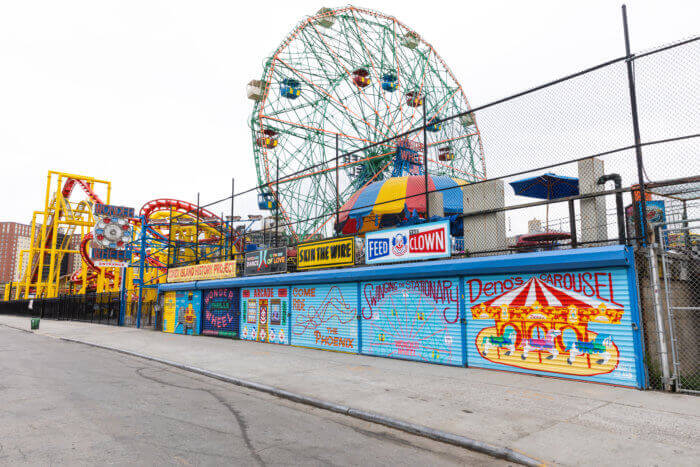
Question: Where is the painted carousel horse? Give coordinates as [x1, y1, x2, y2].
[482, 328, 516, 357]
[566, 334, 614, 365]
[521, 329, 561, 360]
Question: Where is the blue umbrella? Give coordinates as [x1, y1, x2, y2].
[509, 172, 579, 230]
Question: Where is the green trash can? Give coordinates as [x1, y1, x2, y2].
[31, 318, 40, 330]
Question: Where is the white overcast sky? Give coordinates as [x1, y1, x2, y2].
[0, 0, 697, 225]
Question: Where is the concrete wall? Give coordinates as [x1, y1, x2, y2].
[461, 180, 506, 253]
[578, 158, 608, 244]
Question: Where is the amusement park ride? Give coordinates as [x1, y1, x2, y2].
[4, 171, 246, 304]
[247, 6, 485, 240]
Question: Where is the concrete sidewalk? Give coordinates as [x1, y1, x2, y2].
[2, 315, 698, 466]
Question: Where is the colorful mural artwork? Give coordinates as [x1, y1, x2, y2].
[240, 287, 289, 344]
[174, 290, 202, 335]
[465, 268, 643, 387]
[202, 288, 240, 338]
[162, 291, 177, 333]
[360, 278, 463, 366]
[291, 283, 358, 353]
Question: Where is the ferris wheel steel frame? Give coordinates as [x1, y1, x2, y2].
[250, 6, 486, 241]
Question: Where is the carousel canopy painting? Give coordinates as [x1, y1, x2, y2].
[466, 270, 643, 387]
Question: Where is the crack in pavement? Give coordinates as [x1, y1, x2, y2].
[134, 367, 265, 466]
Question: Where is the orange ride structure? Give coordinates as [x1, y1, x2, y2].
[5, 171, 242, 305]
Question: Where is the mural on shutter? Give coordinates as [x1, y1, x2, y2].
[202, 288, 240, 338]
[240, 287, 289, 345]
[360, 278, 463, 366]
[162, 291, 177, 333]
[174, 290, 202, 335]
[290, 283, 358, 353]
[465, 267, 644, 387]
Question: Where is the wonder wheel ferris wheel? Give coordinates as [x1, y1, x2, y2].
[248, 6, 485, 240]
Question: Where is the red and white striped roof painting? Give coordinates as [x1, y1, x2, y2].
[471, 277, 622, 311]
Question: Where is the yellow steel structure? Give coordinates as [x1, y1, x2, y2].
[11, 171, 114, 299]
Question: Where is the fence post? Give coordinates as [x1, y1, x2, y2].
[119, 267, 126, 326]
[137, 215, 147, 329]
[422, 99, 430, 218]
[622, 5, 649, 244]
[647, 237, 672, 390]
[568, 199, 578, 248]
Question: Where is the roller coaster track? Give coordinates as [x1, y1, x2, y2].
[25, 178, 106, 289]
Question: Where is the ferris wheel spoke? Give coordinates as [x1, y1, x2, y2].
[427, 131, 480, 148]
[390, 20, 406, 135]
[306, 19, 391, 141]
[296, 27, 376, 147]
[403, 48, 431, 132]
[274, 56, 389, 141]
[428, 157, 485, 181]
[347, 10, 393, 128]
[273, 148, 395, 188]
[424, 86, 459, 121]
[260, 114, 379, 147]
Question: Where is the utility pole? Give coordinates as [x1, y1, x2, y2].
[195, 193, 200, 264]
[335, 133, 340, 235]
[622, 4, 648, 244]
[275, 155, 280, 247]
[234, 178, 236, 259]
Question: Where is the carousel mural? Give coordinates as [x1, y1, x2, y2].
[465, 269, 642, 386]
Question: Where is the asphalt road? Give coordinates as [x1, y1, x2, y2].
[0, 326, 501, 466]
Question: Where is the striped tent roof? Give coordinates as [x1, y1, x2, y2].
[337, 175, 468, 234]
[471, 277, 622, 311]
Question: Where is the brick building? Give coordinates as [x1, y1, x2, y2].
[0, 223, 84, 286]
[0, 222, 41, 285]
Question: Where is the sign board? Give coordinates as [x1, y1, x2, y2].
[166, 260, 237, 283]
[245, 247, 287, 276]
[297, 237, 355, 270]
[92, 203, 134, 268]
[365, 220, 451, 265]
[94, 203, 135, 218]
[92, 247, 132, 268]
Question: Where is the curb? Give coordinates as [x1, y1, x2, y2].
[1, 323, 544, 466]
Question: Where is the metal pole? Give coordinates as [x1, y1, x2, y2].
[568, 199, 577, 248]
[118, 266, 126, 326]
[423, 99, 429, 219]
[136, 215, 147, 329]
[168, 206, 173, 267]
[622, 5, 648, 244]
[275, 154, 280, 247]
[221, 212, 225, 261]
[597, 174, 626, 244]
[195, 192, 200, 264]
[682, 200, 689, 249]
[230, 178, 235, 260]
[648, 239, 672, 390]
[335, 133, 340, 235]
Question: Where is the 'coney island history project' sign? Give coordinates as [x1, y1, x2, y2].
[167, 260, 237, 283]
[365, 220, 451, 264]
